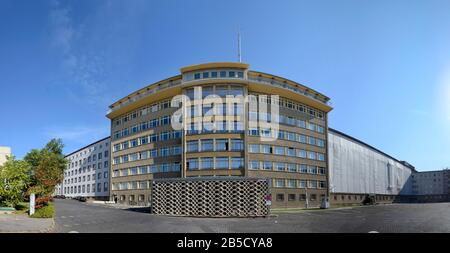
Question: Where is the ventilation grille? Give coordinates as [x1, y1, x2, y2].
[152, 177, 270, 217]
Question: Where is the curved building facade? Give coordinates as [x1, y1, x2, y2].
[107, 62, 332, 208]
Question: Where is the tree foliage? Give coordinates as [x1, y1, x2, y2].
[0, 156, 31, 207]
[25, 139, 67, 198]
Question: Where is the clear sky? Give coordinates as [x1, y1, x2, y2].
[1, 0, 449, 171]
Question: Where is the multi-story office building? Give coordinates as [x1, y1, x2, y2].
[107, 62, 332, 208]
[411, 170, 449, 202]
[328, 128, 416, 205]
[56, 137, 111, 200]
[0, 146, 11, 166]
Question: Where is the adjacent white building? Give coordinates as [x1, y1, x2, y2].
[56, 137, 111, 200]
[328, 128, 415, 197]
[0, 146, 11, 166]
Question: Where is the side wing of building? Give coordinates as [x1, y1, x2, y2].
[328, 129, 414, 197]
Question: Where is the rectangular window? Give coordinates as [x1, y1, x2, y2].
[263, 161, 272, 170]
[318, 167, 326, 175]
[139, 166, 148, 174]
[145, 149, 155, 158]
[318, 153, 325, 161]
[287, 163, 296, 172]
[261, 145, 271, 154]
[215, 139, 228, 151]
[307, 151, 317, 160]
[275, 179, 285, 188]
[274, 146, 284, 155]
[215, 157, 229, 169]
[286, 147, 295, 156]
[230, 139, 244, 151]
[160, 132, 170, 141]
[150, 119, 158, 128]
[298, 134, 306, 143]
[249, 144, 260, 153]
[231, 157, 244, 169]
[187, 141, 198, 152]
[187, 158, 199, 170]
[160, 147, 170, 157]
[200, 157, 213, 170]
[201, 139, 214, 151]
[150, 134, 158, 142]
[130, 139, 138, 147]
[299, 164, 308, 173]
[308, 180, 318, 188]
[129, 153, 138, 161]
[160, 116, 170, 126]
[299, 180, 307, 188]
[288, 179, 296, 188]
[275, 162, 285, 171]
[297, 149, 306, 158]
[140, 136, 148, 145]
[172, 146, 181, 155]
[249, 160, 260, 170]
[319, 181, 326, 189]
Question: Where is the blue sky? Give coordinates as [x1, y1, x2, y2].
[1, 0, 449, 171]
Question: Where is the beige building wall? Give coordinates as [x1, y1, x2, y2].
[0, 146, 12, 166]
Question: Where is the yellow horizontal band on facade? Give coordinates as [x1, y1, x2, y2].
[180, 62, 249, 73]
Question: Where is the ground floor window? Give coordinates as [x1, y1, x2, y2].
[288, 194, 296, 201]
[276, 194, 284, 201]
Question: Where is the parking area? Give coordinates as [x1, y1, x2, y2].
[53, 199, 450, 233]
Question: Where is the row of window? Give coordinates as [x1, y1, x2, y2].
[65, 161, 109, 177]
[275, 193, 325, 202]
[186, 139, 244, 152]
[184, 70, 245, 82]
[112, 146, 181, 165]
[249, 112, 325, 134]
[114, 115, 172, 140]
[249, 161, 326, 174]
[68, 151, 109, 169]
[113, 130, 182, 152]
[186, 121, 244, 134]
[249, 128, 325, 146]
[248, 93, 325, 120]
[64, 172, 108, 185]
[273, 178, 327, 189]
[64, 182, 108, 195]
[68, 142, 109, 159]
[113, 163, 181, 177]
[114, 99, 173, 126]
[186, 157, 244, 170]
[112, 180, 151, 191]
[248, 144, 326, 161]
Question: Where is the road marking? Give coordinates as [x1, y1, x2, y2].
[74, 223, 81, 226]
[63, 224, 70, 227]
[368, 231, 379, 233]
[68, 231, 79, 233]
[69, 216, 74, 218]
[60, 216, 66, 219]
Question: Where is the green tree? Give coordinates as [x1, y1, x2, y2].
[0, 156, 31, 207]
[25, 139, 67, 198]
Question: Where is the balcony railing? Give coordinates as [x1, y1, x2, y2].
[107, 79, 183, 114]
[247, 76, 329, 105]
[107, 74, 330, 115]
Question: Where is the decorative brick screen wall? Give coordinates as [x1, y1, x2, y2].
[151, 177, 270, 217]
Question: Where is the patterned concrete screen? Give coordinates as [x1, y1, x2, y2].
[151, 177, 270, 217]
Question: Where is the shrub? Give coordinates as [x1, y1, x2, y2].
[30, 202, 54, 218]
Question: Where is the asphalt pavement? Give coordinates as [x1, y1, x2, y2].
[53, 199, 450, 233]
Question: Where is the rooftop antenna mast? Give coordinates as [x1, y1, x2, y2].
[237, 28, 242, 63]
